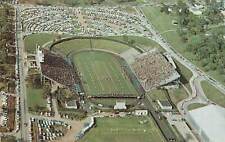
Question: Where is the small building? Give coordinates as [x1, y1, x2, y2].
[65, 100, 77, 109]
[134, 110, 148, 116]
[157, 100, 172, 110]
[35, 46, 44, 69]
[188, 4, 204, 15]
[114, 101, 126, 110]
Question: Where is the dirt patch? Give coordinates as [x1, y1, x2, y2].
[53, 120, 85, 142]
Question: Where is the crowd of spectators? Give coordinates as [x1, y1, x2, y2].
[41, 51, 77, 88]
[132, 51, 177, 91]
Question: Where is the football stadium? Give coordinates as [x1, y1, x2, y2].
[32, 36, 179, 107]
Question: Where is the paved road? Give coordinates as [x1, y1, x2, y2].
[52, 99, 60, 119]
[15, 6, 29, 142]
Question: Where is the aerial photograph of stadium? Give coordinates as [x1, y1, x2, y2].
[0, 0, 225, 142]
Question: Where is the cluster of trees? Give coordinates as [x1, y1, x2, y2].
[175, 0, 225, 77]
[0, 4, 16, 93]
[0, 4, 15, 64]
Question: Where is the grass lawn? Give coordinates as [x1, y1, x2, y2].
[72, 51, 137, 96]
[111, 36, 165, 52]
[0, 82, 7, 92]
[174, 60, 193, 83]
[147, 87, 188, 106]
[201, 81, 225, 108]
[174, 60, 193, 91]
[142, 6, 225, 86]
[1, 136, 16, 142]
[27, 86, 47, 110]
[24, 33, 71, 53]
[24, 33, 56, 53]
[167, 87, 188, 105]
[79, 117, 164, 142]
[188, 103, 207, 111]
[53, 36, 164, 56]
[147, 89, 168, 101]
[54, 38, 131, 55]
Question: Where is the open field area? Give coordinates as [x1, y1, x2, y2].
[167, 87, 188, 105]
[188, 103, 207, 111]
[201, 81, 225, 108]
[79, 117, 164, 142]
[73, 51, 137, 96]
[27, 85, 47, 111]
[142, 6, 225, 86]
[24, 33, 72, 53]
[147, 89, 167, 101]
[1, 136, 16, 142]
[147, 87, 188, 106]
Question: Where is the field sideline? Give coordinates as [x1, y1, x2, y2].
[73, 51, 138, 96]
[79, 117, 164, 142]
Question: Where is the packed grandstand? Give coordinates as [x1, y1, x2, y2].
[131, 50, 180, 92]
[40, 50, 82, 91]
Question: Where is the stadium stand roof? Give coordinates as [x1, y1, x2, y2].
[189, 104, 225, 142]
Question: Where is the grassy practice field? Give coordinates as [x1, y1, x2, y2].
[72, 51, 137, 96]
[80, 117, 164, 142]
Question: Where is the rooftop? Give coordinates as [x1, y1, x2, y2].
[189, 104, 225, 142]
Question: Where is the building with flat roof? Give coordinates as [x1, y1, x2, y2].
[114, 101, 126, 110]
[157, 100, 173, 110]
[134, 110, 148, 116]
[189, 104, 225, 142]
[65, 100, 78, 109]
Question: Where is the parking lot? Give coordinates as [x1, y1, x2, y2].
[20, 6, 152, 37]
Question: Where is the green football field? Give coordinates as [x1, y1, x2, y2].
[79, 117, 164, 142]
[72, 51, 138, 96]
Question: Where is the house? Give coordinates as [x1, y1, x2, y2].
[65, 100, 78, 109]
[114, 101, 126, 110]
[134, 110, 148, 116]
[157, 100, 173, 110]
